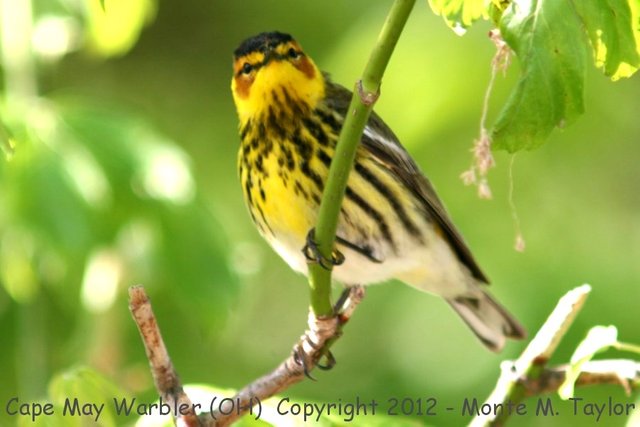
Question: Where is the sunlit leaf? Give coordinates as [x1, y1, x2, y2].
[427, 0, 487, 34]
[85, 0, 156, 57]
[558, 325, 618, 399]
[492, 0, 587, 152]
[573, 0, 640, 80]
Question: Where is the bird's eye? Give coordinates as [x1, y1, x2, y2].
[241, 62, 253, 75]
[288, 48, 300, 59]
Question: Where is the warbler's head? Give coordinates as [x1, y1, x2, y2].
[231, 32, 324, 123]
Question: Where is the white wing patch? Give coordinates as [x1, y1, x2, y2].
[362, 125, 406, 158]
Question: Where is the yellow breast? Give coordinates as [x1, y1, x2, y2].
[238, 133, 327, 245]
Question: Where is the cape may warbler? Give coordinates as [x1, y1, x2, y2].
[231, 31, 525, 351]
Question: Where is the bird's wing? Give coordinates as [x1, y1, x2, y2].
[325, 79, 489, 283]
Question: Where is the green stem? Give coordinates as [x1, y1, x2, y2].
[616, 341, 640, 355]
[308, 0, 416, 316]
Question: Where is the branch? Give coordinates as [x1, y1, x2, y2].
[308, 0, 416, 316]
[208, 286, 365, 427]
[470, 285, 590, 427]
[128, 286, 201, 427]
[470, 285, 640, 427]
[129, 285, 365, 427]
[522, 360, 640, 396]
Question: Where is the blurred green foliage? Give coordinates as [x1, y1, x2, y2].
[0, 0, 639, 426]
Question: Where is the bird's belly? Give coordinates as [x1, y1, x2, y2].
[241, 147, 472, 296]
[261, 206, 472, 302]
[263, 218, 470, 296]
[263, 228, 406, 283]
[245, 153, 319, 272]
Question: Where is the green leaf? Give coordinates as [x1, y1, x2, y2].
[492, 0, 588, 152]
[615, 341, 640, 355]
[86, 0, 156, 57]
[427, 0, 487, 34]
[13, 366, 126, 426]
[572, 0, 640, 80]
[492, 0, 640, 151]
[48, 366, 127, 427]
[16, 404, 68, 427]
[558, 325, 618, 399]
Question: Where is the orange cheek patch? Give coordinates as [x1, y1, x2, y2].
[234, 76, 253, 99]
[296, 57, 316, 80]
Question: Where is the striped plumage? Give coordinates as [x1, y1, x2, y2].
[231, 32, 525, 351]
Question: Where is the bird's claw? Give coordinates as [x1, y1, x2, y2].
[292, 343, 317, 380]
[292, 337, 336, 380]
[302, 228, 345, 270]
[291, 312, 342, 379]
[316, 350, 336, 370]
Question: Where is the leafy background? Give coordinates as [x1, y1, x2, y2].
[0, 0, 639, 426]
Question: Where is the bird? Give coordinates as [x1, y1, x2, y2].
[231, 31, 525, 352]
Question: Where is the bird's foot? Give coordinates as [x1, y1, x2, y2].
[302, 228, 345, 270]
[292, 313, 339, 379]
[291, 286, 366, 379]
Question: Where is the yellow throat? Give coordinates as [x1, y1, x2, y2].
[231, 33, 325, 124]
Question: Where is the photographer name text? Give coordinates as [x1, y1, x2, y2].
[4, 395, 636, 423]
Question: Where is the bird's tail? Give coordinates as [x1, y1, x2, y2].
[447, 290, 526, 352]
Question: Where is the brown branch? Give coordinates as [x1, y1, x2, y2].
[206, 286, 364, 426]
[471, 285, 640, 427]
[470, 285, 592, 427]
[129, 286, 202, 427]
[130, 283, 640, 427]
[129, 285, 365, 427]
[522, 359, 640, 396]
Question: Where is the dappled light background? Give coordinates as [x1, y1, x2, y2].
[1, 0, 639, 426]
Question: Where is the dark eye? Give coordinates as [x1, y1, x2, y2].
[241, 62, 253, 75]
[288, 48, 300, 59]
